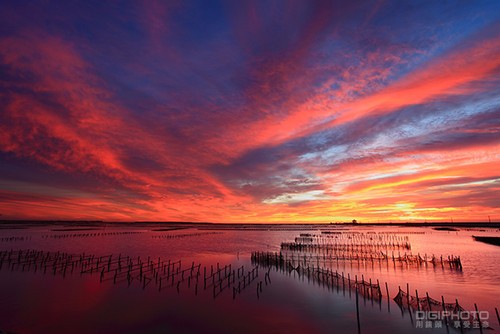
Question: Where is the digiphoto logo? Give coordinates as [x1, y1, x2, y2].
[415, 311, 490, 329]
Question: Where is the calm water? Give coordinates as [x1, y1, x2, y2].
[0, 223, 498, 333]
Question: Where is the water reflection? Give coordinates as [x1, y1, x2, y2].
[0, 224, 498, 333]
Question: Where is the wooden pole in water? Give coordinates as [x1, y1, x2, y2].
[456, 299, 463, 334]
[441, 296, 448, 328]
[474, 303, 483, 334]
[496, 307, 500, 326]
[356, 285, 361, 334]
[406, 283, 410, 307]
[415, 290, 420, 311]
[426, 292, 431, 311]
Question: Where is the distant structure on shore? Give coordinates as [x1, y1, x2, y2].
[328, 219, 360, 224]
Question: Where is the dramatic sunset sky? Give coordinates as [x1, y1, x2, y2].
[0, 1, 499, 223]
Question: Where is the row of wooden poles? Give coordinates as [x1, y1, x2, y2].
[372, 231, 426, 234]
[321, 231, 425, 235]
[252, 250, 385, 334]
[0, 236, 33, 242]
[252, 251, 498, 333]
[0, 249, 258, 300]
[278, 248, 462, 270]
[284, 241, 411, 252]
[151, 232, 221, 239]
[307, 233, 411, 242]
[41, 231, 142, 239]
[293, 238, 412, 250]
[282, 246, 409, 261]
[251, 251, 383, 301]
[394, 285, 500, 332]
[316, 231, 410, 241]
[2, 231, 221, 242]
[201, 262, 258, 299]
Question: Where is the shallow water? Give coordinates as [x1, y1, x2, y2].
[0, 223, 498, 333]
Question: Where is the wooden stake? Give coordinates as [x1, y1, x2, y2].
[356, 285, 361, 334]
[406, 283, 410, 307]
[415, 290, 420, 311]
[474, 303, 483, 334]
[441, 296, 448, 328]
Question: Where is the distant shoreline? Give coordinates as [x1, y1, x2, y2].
[0, 220, 499, 229]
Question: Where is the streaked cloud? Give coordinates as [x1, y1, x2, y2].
[0, 0, 499, 222]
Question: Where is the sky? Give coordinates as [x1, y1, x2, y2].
[0, 0, 499, 223]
